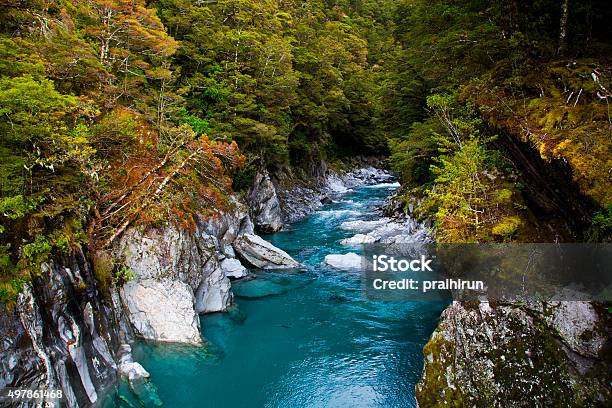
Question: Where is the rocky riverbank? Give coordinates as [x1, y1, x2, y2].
[0, 164, 395, 407]
[248, 164, 396, 230]
[0, 193, 301, 406]
[378, 189, 611, 407]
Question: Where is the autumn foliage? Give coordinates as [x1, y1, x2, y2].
[0, 0, 243, 302]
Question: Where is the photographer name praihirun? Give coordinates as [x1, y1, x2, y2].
[370, 255, 484, 293]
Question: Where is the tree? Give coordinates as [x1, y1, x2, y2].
[558, 0, 570, 54]
[84, 0, 178, 108]
[0, 75, 94, 203]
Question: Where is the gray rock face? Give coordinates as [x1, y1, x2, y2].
[201, 196, 255, 254]
[546, 300, 606, 360]
[121, 279, 202, 345]
[117, 194, 296, 341]
[248, 170, 284, 233]
[220, 258, 249, 279]
[234, 234, 300, 269]
[195, 258, 233, 314]
[0, 250, 121, 408]
[416, 300, 611, 407]
[118, 225, 215, 289]
[0, 295, 47, 391]
[117, 344, 149, 383]
[276, 183, 323, 224]
[118, 222, 234, 321]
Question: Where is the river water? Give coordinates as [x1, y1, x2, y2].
[111, 182, 446, 407]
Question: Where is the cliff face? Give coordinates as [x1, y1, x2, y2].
[115, 198, 298, 347]
[0, 193, 300, 407]
[408, 96, 611, 406]
[416, 301, 611, 407]
[0, 248, 120, 407]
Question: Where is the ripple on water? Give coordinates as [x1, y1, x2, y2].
[315, 209, 361, 221]
[363, 182, 401, 189]
[264, 352, 415, 408]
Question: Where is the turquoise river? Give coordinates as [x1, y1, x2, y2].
[107, 182, 446, 408]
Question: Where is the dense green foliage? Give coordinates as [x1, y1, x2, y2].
[153, 0, 394, 168]
[0, 0, 396, 302]
[1, 0, 611, 302]
[386, 0, 612, 242]
[0, 0, 245, 302]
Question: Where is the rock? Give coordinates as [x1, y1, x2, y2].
[326, 173, 351, 193]
[0, 250, 121, 408]
[248, 170, 284, 233]
[416, 300, 611, 407]
[195, 260, 233, 314]
[119, 224, 234, 315]
[361, 167, 394, 183]
[324, 253, 364, 270]
[220, 258, 249, 279]
[547, 301, 606, 359]
[202, 195, 255, 246]
[120, 279, 202, 345]
[119, 226, 213, 289]
[320, 196, 333, 204]
[340, 218, 431, 245]
[340, 219, 390, 233]
[277, 183, 323, 223]
[117, 194, 291, 336]
[340, 234, 377, 245]
[383, 192, 426, 219]
[320, 167, 397, 195]
[233, 234, 300, 269]
[320, 166, 396, 191]
[117, 344, 150, 382]
[374, 221, 425, 243]
[62, 319, 98, 404]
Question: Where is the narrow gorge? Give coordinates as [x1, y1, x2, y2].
[1, 0, 610, 407]
[2, 165, 446, 407]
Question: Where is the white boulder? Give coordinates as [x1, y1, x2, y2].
[120, 279, 202, 345]
[233, 234, 300, 269]
[324, 253, 364, 270]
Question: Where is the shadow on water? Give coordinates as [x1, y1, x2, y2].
[109, 183, 447, 408]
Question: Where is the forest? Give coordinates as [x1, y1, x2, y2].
[1, 0, 611, 303]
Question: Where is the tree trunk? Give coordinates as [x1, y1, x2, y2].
[558, 0, 570, 55]
[102, 148, 202, 248]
